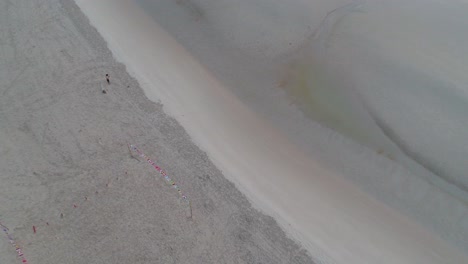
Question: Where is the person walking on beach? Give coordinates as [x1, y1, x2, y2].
[106, 74, 110, 84]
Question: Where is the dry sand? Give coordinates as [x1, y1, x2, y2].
[0, 0, 313, 263]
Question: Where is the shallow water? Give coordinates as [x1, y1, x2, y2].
[135, 0, 468, 197]
[71, 0, 468, 256]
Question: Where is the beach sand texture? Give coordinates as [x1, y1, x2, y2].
[2, 0, 468, 264]
[0, 0, 314, 263]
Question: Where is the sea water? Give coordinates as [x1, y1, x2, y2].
[134, 0, 468, 251]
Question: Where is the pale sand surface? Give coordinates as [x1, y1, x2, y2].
[131, 1, 468, 254]
[74, 0, 468, 264]
[0, 0, 314, 263]
[2, 0, 467, 264]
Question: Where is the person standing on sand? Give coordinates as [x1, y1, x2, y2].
[106, 74, 110, 84]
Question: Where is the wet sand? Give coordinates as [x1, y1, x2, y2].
[0, 0, 314, 263]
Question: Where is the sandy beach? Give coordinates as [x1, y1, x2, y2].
[1, 0, 467, 263]
[0, 1, 313, 263]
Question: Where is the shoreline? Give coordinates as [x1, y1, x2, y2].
[133, 0, 468, 245]
[0, 0, 315, 263]
[0, 0, 466, 263]
[75, 0, 467, 263]
[132, 0, 468, 255]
